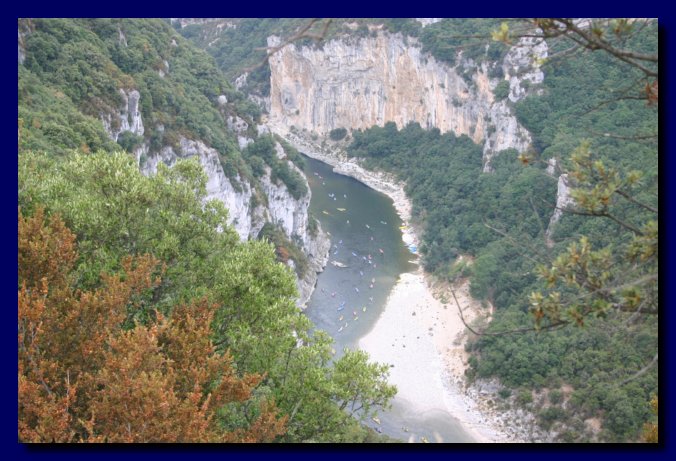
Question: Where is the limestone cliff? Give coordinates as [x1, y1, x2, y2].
[545, 173, 575, 247]
[96, 87, 329, 305]
[136, 135, 329, 306]
[268, 32, 545, 171]
[100, 89, 145, 142]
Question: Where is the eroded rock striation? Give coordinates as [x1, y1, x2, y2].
[138, 136, 330, 306]
[268, 32, 546, 171]
[98, 93, 329, 306]
[100, 89, 145, 142]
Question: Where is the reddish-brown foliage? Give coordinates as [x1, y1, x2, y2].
[18, 208, 287, 442]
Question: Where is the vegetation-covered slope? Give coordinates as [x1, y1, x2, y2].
[18, 18, 397, 443]
[20, 19, 258, 170]
[19, 18, 314, 275]
[343, 20, 657, 442]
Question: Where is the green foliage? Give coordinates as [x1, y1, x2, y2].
[18, 151, 396, 442]
[475, 21, 657, 441]
[18, 66, 118, 156]
[258, 222, 309, 278]
[493, 80, 510, 101]
[308, 213, 319, 237]
[539, 407, 566, 430]
[549, 389, 563, 405]
[19, 151, 236, 302]
[116, 131, 144, 153]
[529, 141, 657, 329]
[419, 19, 508, 68]
[347, 122, 555, 284]
[243, 136, 308, 199]
[517, 389, 533, 406]
[498, 388, 512, 399]
[177, 18, 312, 96]
[275, 136, 305, 169]
[345, 21, 657, 440]
[20, 18, 262, 177]
[380, 18, 421, 37]
[329, 127, 348, 141]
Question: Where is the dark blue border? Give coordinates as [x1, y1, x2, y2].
[5, 3, 673, 460]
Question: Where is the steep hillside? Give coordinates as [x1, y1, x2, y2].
[267, 31, 542, 171]
[179, 17, 658, 442]
[18, 18, 403, 443]
[18, 18, 329, 304]
[177, 18, 544, 171]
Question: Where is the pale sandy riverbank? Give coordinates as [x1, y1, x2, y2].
[358, 269, 514, 443]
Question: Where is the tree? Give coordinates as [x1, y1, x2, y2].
[19, 151, 396, 442]
[18, 207, 287, 442]
[336, 19, 657, 440]
[642, 396, 658, 443]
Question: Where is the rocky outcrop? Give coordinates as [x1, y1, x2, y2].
[234, 71, 273, 113]
[140, 136, 257, 239]
[18, 19, 34, 65]
[100, 89, 144, 142]
[545, 158, 559, 176]
[465, 378, 555, 443]
[258, 149, 331, 305]
[249, 93, 272, 113]
[503, 37, 547, 103]
[118, 27, 128, 47]
[169, 18, 231, 29]
[224, 114, 254, 150]
[18, 28, 26, 64]
[415, 18, 442, 27]
[139, 135, 330, 306]
[545, 173, 575, 246]
[268, 32, 544, 171]
[94, 83, 328, 305]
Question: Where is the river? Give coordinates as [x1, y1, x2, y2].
[302, 155, 477, 443]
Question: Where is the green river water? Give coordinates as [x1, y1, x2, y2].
[302, 155, 477, 443]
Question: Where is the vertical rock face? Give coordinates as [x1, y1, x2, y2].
[140, 136, 257, 239]
[545, 173, 575, 246]
[268, 32, 544, 171]
[503, 37, 547, 103]
[259, 161, 330, 305]
[415, 18, 443, 27]
[139, 135, 330, 305]
[18, 29, 26, 64]
[95, 82, 330, 305]
[100, 89, 145, 142]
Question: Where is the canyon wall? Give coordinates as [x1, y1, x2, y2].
[99, 96, 329, 306]
[268, 32, 546, 171]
